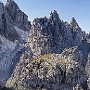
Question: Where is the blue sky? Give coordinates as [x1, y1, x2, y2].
[0, 0, 90, 32]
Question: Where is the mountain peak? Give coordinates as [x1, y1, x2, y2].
[7, 0, 13, 2]
[52, 10, 58, 14]
[49, 10, 60, 21]
[6, 0, 16, 4]
[50, 10, 59, 17]
[71, 17, 76, 22]
[6, 0, 19, 10]
[70, 17, 79, 27]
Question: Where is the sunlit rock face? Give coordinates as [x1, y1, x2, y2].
[6, 48, 87, 90]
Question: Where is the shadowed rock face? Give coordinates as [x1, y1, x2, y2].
[0, 0, 31, 42]
[78, 39, 90, 66]
[85, 53, 90, 90]
[0, 2, 19, 42]
[5, 0, 31, 31]
[28, 10, 83, 56]
[0, 86, 14, 90]
[0, 0, 31, 85]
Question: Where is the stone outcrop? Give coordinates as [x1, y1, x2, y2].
[0, 0, 31, 42]
[6, 48, 87, 90]
[28, 10, 83, 57]
[5, 0, 31, 31]
[0, 2, 19, 42]
[0, 0, 30, 85]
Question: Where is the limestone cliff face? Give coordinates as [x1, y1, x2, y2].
[28, 10, 83, 57]
[0, 0, 30, 42]
[0, 2, 19, 42]
[5, 0, 31, 31]
[6, 48, 87, 90]
[0, 0, 30, 85]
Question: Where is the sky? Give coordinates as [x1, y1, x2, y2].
[0, 0, 90, 32]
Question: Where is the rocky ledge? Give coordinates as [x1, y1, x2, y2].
[6, 47, 88, 90]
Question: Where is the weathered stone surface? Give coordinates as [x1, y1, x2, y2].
[79, 39, 90, 66]
[6, 47, 87, 90]
[28, 11, 83, 57]
[85, 53, 90, 90]
[0, 1, 19, 42]
[5, 6, 90, 90]
[0, 0, 30, 85]
[5, 0, 31, 31]
[0, 0, 31, 42]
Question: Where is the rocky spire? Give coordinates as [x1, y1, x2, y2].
[5, 0, 19, 20]
[6, 0, 19, 9]
[71, 17, 77, 22]
[5, 0, 30, 31]
[49, 10, 60, 21]
[7, 0, 14, 2]
[70, 17, 79, 27]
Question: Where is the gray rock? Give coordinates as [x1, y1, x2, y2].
[28, 11, 83, 57]
[0, 1, 19, 42]
[5, 0, 31, 31]
[0, 0, 30, 85]
[6, 48, 87, 90]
